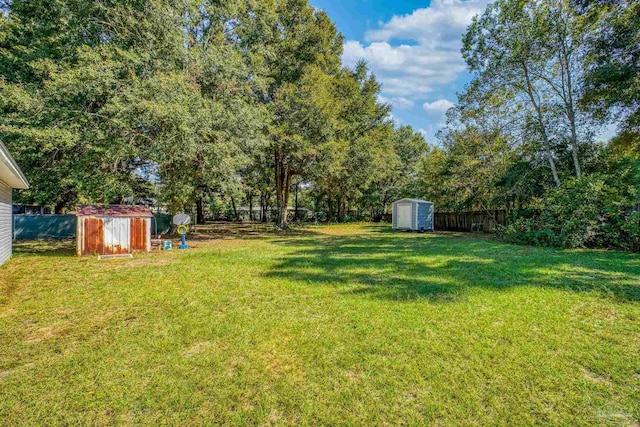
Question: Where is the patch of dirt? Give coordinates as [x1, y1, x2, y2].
[26, 324, 71, 342]
[582, 368, 613, 386]
[163, 221, 323, 242]
[93, 255, 179, 270]
[0, 308, 18, 319]
[594, 308, 618, 321]
[127, 257, 178, 267]
[267, 409, 283, 424]
[182, 341, 212, 357]
[344, 367, 362, 383]
[262, 345, 305, 382]
[13, 239, 76, 256]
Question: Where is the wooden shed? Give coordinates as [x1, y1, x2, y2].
[392, 198, 434, 231]
[76, 205, 152, 256]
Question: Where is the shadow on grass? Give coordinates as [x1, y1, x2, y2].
[11, 222, 320, 256]
[266, 232, 640, 303]
[188, 221, 323, 241]
[13, 239, 76, 257]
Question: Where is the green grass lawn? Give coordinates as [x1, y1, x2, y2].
[1, 223, 639, 426]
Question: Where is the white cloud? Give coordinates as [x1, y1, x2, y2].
[378, 95, 415, 109]
[365, 0, 487, 45]
[418, 125, 440, 143]
[419, 121, 448, 140]
[418, 127, 431, 139]
[342, 0, 490, 100]
[423, 99, 455, 112]
[418, 98, 455, 141]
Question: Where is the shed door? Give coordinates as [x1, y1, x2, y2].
[397, 204, 412, 229]
[103, 217, 130, 254]
[82, 218, 104, 255]
[129, 218, 148, 251]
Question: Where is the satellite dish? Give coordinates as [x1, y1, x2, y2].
[173, 213, 191, 225]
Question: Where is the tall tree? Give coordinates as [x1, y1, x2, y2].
[268, 66, 338, 227]
[578, 0, 640, 134]
[0, 0, 263, 213]
[463, 0, 592, 186]
[238, 0, 344, 228]
[418, 127, 513, 212]
[362, 125, 427, 220]
[540, 0, 587, 178]
[312, 62, 392, 221]
[463, 0, 561, 186]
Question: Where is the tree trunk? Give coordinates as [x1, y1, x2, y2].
[328, 197, 334, 222]
[568, 112, 581, 179]
[265, 194, 271, 222]
[283, 173, 292, 227]
[196, 196, 205, 224]
[230, 196, 238, 221]
[543, 140, 561, 187]
[294, 181, 299, 221]
[274, 149, 284, 227]
[562, 51, 582, 179]
[522, 61, 561, 187]
[274, 148, 293, 229]
[260, 192, 267, 223]
[314, 195, 321, 222]
[248, 191, 253, 221]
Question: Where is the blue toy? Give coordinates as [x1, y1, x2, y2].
[173, 214, 191, 250]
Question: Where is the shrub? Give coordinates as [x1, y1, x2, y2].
[501, 173, 639, 251]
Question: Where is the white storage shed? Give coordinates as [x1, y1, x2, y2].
[392, 198, 434, 231]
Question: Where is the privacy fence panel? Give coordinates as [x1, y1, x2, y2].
[14, 214, 171, 240]
[434, 210, 507, 232]
[13, 215, 76, 239]
[152, 214, 172, 236]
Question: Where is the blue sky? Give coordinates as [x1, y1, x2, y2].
[310, 0, 492, 142]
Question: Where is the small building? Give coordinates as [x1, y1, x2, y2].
[0, 141, 29, 266]
[76, 205, 152, 256]
[392, 198, 434, 231]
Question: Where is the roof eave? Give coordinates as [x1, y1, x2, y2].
[76, 204, 154, 217]
[0, 141, 29, 189]
[394, 198, 433, 204]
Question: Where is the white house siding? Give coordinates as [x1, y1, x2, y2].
[0, 180, 12, 266]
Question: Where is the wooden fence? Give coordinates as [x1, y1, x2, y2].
[434, 210, 507, 232]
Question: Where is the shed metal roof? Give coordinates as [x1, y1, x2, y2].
[76, 205, 153, 217]
[393, 198, 433, 204]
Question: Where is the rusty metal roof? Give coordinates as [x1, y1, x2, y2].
[76, 205, 153, 218]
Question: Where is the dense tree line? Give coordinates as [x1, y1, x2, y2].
[0, 0, 426, 228]
[1, 0, 638, 249]
[420, 0, 639, 250]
